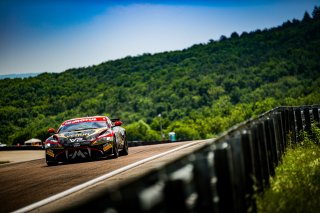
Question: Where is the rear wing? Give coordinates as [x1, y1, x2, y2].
[111, 118, 121, 123]
[111, 118, 122, 126]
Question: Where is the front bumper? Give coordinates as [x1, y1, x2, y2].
[46, 142, 113, 162]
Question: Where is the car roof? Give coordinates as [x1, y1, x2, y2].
[61, 116, 109, 126]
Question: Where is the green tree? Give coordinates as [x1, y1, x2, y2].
[312, 6, 320, 19]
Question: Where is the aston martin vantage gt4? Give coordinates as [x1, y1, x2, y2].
[45, 116, 128, 166]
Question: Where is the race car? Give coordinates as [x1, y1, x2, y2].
[44, 116, 128, 166]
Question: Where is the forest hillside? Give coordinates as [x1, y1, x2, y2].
[1, 7, 320, 144]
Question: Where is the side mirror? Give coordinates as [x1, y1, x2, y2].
[48, 128, 56, 134]
[114, 121, 122, 126]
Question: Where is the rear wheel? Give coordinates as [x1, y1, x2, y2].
[120, 135, 128, 156]
[112, 137, 119, 158]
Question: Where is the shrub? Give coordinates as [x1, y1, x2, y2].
[256, 124, 320, 212]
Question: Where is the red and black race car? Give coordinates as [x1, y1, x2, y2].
[44, 116, 128, 166]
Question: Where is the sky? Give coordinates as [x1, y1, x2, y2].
[0, 0, 319, 75]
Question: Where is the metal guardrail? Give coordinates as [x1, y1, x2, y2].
[58, 105, 320, 213]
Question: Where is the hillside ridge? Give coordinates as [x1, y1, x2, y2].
[0, 7, 319, 144]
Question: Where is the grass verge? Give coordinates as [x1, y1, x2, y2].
[256, 124, 320, 213]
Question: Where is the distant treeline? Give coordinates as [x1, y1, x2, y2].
[1, 6, 320, 144]
[0, 73, 39, 80]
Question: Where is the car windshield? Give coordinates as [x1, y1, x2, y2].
[58, 121, 108, 133]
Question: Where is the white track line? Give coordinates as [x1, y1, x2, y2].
[13, 140, 207, 213]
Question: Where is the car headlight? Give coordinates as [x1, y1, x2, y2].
[87, 135, 97, 142]
[97, 135, 113, 142]
[97, 137, 111, 142]
[91, 132, 113, 144]
[45, 139, 61, 148]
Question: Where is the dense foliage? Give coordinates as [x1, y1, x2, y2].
[256, 123, 320, 212]
[1, 7, 320, 144]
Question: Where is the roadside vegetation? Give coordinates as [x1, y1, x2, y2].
[256, 123, 320, 213]
[0, 6, 320, 144]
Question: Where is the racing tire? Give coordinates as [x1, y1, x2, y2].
[112, 137, 119, 158]
[47, 161, 58, 166]
[46, 161, 58, 166]
[46, 155, 58, 166]
[119, 135, 129, 156]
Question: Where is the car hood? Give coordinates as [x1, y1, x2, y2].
[55, 128, 110, 144]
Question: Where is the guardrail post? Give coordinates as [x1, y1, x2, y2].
[193, 149, 217, 213]
[303, 107, 312, 135]
[131, 173, 163, 213]
[257, 122, 270, 188]
[284, 107, 289, 135]
[295, 108, 303, 142]
[229, 134, 247, 213]
[163, 180, 188, 213]
[214, 142, 235, 213]
[164, 160, 198, 213]
[279, 108, 288, 149]
[251, 125, 264, 192]
[288, 107, 297, 144]
[274, 111, 285, 156]
[264, 118, 276, 177]
[272, 116, 280, 166]
[272, 112, 283, 162]
[312, 106, 320, 126]
[240, 130, 256, 212]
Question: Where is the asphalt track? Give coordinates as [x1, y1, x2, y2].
[0, 140, 207, 213]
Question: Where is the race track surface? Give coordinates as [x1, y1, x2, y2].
[0, 141, 205, 213]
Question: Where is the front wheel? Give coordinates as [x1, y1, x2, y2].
[46, 161, 58, 166]
[46, 154, 58, 166]
[112, 137, 119, 158]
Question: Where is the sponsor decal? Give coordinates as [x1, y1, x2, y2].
[62, 117, 107, 126]
[46, 149, 54, 158]
[103, 144, 112, 152]
[65, 133, 90, 138]
[92, 141, 107, 146]
[65, 148, 91, 160]
[71, 150, 86, 159]
[73, 142, 80, 147]
[50, 147, 64, 150]
[70, 138, 84, 143]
